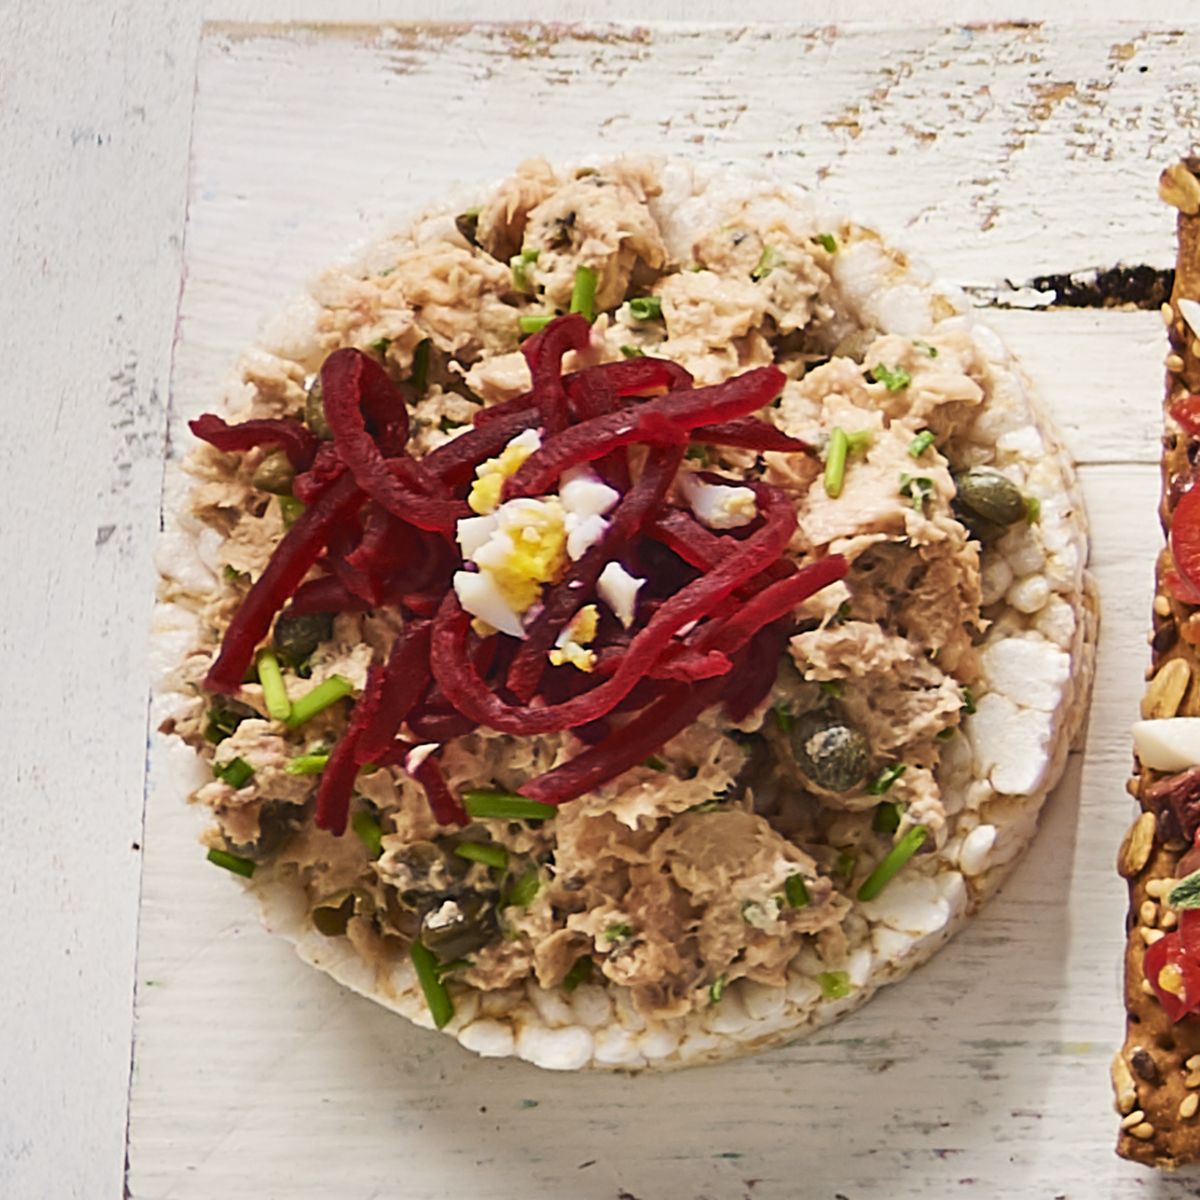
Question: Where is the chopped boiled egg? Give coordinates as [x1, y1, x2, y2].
[468, 428, 541, 515]
[597, 561, 644, 629]
[678, 471, 758, 529]
[549, 604, 600, 671]
[560, 465, 620, 560]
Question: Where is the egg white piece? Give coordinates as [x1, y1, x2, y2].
[597, 561, 645, 629]
[678, 472, 757, 530]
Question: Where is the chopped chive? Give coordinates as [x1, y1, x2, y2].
[898, 473, 935, 510]
[351, 810, 384, 858]
[784, 874, 810, 908]
[835, 600, 852, 622]
[368, 336, 391, 356]
[285, 674, 354, 729]
[908, 429, 936, 457]
[455, 207, 481, 246]
[857, 824, 929, 902]
[844, 429, 873, 455]
[439, 416, 466, 433]
[865, 763, 906, 796]
[411, 338, 431, 393]
[687, 797, 724, 813]
[815, 233, 838, 253]
[603, 923, 633, 942]
[819, 679, 844, 699]
[285, 753, 329, 775]
[709, 975, 726, 1003]
[455, 842, 509, 871]
[643, 755, 667, 771]
[462, 790, 557, 821]
[833, 851, 856, 882]
[207, 847, 256, 878]
[619, 344, 645, 358]
[751, 245, 784, 281]
[277, 495, 305, 527]
[434, 957, 473, 978]
[256, 648, 292, 722]
[562, 956, 593, 992]
[871, 801, 902, 834]
[510, 247, 539, 293]
[205, 704, 244, 745]
[214, 756, 254, 789]
[870, 363, 912, 392]
[569, 265, 598, 322]
[222, 564, 245, 582]
[961, 686, 977, 716]
[628, 295, 663, 322]
[1025, 495, 1041, 523]
[377, 267, 395, 278]
[685, 444, 711, 467]
[410, 941, 455, 1029]
[818, 970, 851, 999]
[824, 426, 850, 498]
[507, 864, 541, 908]
[771, 704, 795, 734]
[913, 339, 938, 357]
[936, 726, 956, 741]
[518, 314, 554, 336]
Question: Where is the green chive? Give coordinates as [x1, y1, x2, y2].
[771, 704, 795, 734]
[285, 753, 329, 775]
[285, 674, 354, 729]
[870, 364, 912, 392]
[619, 344, 645, 358]
[1025, 495, 1041, 524]
[434, 958, 473, 978]
[898, 473, 935, 510]
[815, 233, 838, 253]
[844, 429, 873, 455]
[351, 811, 384, 858]
[819, 679, 843, 699]
[835, 600, 852, 622]
[908, 429, 936, 457]
[207, 847, 256, 878]
[628, 295, 663, 322]
[961, 686, 976, 716]
[455, 207, 482, 245]
[833, 851, 856, 882]
[685, 444, 711, 467]
[857, 824, 929, 902]
[603, 923, 633, 942]
[562, 957, 593, 992]
[643, 756, 667, 771]
[824, 426, 850, 498]
[709, 975, 726, 1003]
[687, 797, 723, 814]
[913, 340, 938, 358]
[222, 564, 245, 582]
[818, 970, 851, 999]
[510, 247, 539, 293]
[871, 801, 902, 834]
[277, 495, 305, 527]
[462, 790, 557, 821]
[369, 336, 391, 356]
[410, 942, 455, 1029]
[455, 842, 509, 871]
[204, 704, 243, 745]
[751, 245, 784, 281]
[507, 864, 541, 908]
[518, 314, 554, 336]
[865, 763, 906, 796]
[411, 338, 431, 393]
[256, 648, 292, 722]
[214, 756, 254, 789]
[569, 265, 598, 322]
[784, 874, 810, 908]
[936, 727, 956, 741]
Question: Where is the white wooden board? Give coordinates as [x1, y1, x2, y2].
[126, 18, 1200, 1200]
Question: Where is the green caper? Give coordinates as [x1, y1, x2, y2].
[420, 891, 499, 962]
[272, 610, 334, 667]
[252, 449, 296, 495]
[830, 328, 877, 364]
[953, 469, 1026, 528]
[789, 711, 871, 793]
[223, 800, 295, 862]
[311, 892, 357, 937]
[304, 374, 333, 441]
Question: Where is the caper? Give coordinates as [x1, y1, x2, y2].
[789, 711, 871, 793]
[830, 328, 877, 364]
[953, 469, 1026, 528]
[304, 374, 333, 441]
[393, 839, 473, 904]
[252, 448, 296, 495]
[223, 800, 295, 862]
[272, 610, 334, 667]
[420, 891, 499, 962]
[311, 892, 357, 937]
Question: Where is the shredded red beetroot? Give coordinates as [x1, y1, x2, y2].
[203, 318, 843, 829]
[190, 413, 319, 472]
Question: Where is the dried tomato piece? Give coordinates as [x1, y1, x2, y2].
[205, 472, 364, 693]
[1173, 394, 1200, 437]
[189, 413, 319, 472]
[1171, 480, 1200, 601]
[1144, 929, 1200, 1023]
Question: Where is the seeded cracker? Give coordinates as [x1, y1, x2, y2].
[1117, 158, 1200, 1167]
[157, 159, 1096, 1071]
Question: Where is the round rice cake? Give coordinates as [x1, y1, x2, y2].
[156, 157, 1097, 1072]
